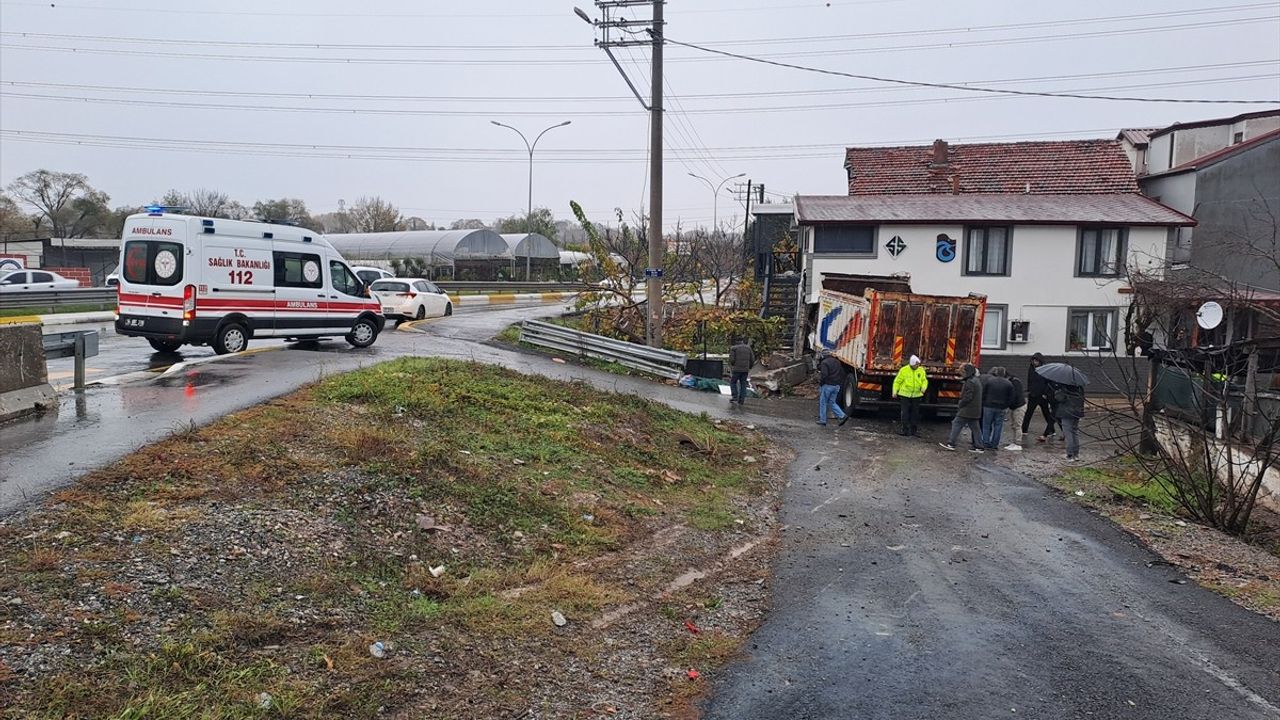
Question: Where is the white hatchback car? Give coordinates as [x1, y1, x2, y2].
[0, 269, 81, 292]
[370, 278, 453, 321]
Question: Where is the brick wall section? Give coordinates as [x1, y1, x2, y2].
[979, 354, 1150, 399]
[43, 267, 89, 287]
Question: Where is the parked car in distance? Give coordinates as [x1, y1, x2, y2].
[106, 265, 120, 287]
[370, 278, 453, 321]
[352, 266, 394, 285]
[0, 269, 80, 292]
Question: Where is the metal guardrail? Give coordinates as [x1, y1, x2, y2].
[42, 329, 100, 389]
[436, 281, 590, 293]
[520, 319, 688, 379]
[0, 288, 117, 310]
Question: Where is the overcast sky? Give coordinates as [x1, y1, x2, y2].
[1, 0, 1277, 232]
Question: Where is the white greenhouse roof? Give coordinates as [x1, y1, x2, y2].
[327, 229, 510, 263]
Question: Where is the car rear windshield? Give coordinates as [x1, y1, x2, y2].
[357, 269, 386, 284]
[370, 281, 410, 293]
[123, 240, 184, 286]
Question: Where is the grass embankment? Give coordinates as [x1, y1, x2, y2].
[1047, 460, 1280, 619]
[0, 358, 775, 718]
[0, 303, 112, 319]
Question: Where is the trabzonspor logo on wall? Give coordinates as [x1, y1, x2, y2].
[936, 233, 956, 263]
[818, 303, 863, 351]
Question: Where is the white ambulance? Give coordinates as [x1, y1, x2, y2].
[114, 210, 384, 354]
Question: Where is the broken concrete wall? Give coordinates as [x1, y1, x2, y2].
[1153, 414, 1280, 513]
[0, 322, 56, 422]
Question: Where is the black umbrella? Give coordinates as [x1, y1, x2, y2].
[1035, 362, 1089, 387]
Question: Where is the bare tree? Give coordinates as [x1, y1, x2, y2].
[349, 196, 403, 233]
[449, 218, 488, 230]
[252, 198, 314, 229]
[6, 169, 111, 238]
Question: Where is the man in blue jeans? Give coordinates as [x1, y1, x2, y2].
[980, 366, 1015, 449]
[817, 350, 850, 426]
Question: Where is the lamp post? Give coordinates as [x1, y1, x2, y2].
[688, 172, 745, 240]
[491, 120, 572, 280]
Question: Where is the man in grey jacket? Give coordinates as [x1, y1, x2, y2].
[728, 337, 754, 406]
[940, 363, 984, 453]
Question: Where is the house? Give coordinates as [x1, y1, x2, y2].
[1140, 109, 1280, 176]
[787, 138, 1195, 376]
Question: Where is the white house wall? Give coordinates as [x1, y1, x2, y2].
[802, 223, 1168, 358]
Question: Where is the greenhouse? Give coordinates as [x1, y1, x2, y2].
[499, 233, 560, 281]
[326, 229, 514, 280]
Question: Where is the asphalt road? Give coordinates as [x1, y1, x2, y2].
[701, 424, 1280, 719]
[8, 305, 1280, 718]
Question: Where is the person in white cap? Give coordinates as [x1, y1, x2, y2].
[892, 354, 928, 437]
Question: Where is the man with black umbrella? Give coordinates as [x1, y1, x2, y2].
[1034, 361, 1089, 462]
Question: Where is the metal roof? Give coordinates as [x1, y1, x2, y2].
[794, 193, 1195, 226]
[499, 233, 559, 260]
[751, 203, 794, 215]
[327, 229, 510, 264]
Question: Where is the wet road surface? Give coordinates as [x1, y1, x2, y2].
[8, 306, 1280, 718]
[701, 425, 1280, 719]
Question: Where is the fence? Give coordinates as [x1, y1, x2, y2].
[1152, 359, 1279, 445]
[0, 288, 117, 311]
[519, 319, 688, 379]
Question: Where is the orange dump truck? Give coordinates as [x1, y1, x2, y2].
[814, 288, 987, 412]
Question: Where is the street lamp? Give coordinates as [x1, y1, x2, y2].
[491, 119, 572, 280]
[688, 172, 745, 239]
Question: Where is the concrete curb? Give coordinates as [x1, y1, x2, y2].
[0, 311, 116, 327]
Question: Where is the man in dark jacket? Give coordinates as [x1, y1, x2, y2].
[980, 367, 1015, 449]
[816, 351, 849, 426]
[727, 337, 754, 406]
[1053, 381, 1086, 461]
[1023, 353, 1057, 442]
[940, 363, 983, 452]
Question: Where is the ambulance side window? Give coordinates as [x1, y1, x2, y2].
[274, 252, 323, 289]
[123, 240, 184, 286]
[329, 261, 362, 297]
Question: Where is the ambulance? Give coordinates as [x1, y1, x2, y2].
[114, 210, 384, 354]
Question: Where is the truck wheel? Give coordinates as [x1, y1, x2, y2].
[147, 338, 182, 354]
[346, 317, 379, 348]
[839, 373, 859, 413]
[213, 322, 248, 355]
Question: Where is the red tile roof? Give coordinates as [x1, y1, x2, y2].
[794, 193, 1195, 227]
[844, 139, 1139, 195]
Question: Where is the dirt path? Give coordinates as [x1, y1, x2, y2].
[702, 421, 1280, 720]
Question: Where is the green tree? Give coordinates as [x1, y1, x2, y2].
[0, 193, 39, 241]
[6, 170, 112, 238]
[496, 207, 557, 242]
[252, 198, 315, 229]
[449, 218, 487, 230]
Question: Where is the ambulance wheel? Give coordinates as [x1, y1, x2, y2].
[346, 317, 378, 348]
[444, 303, 453, 316]
[213, 322, 248, 355]
[147, 338, 182, 354]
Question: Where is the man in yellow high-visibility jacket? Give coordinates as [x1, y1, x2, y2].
[892, 354, 928, 437]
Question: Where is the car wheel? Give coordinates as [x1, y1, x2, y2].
[213, 322, 248, 355]
[147, 338, 182, 354]
[415, 305, 426, 320]
[346, 317, 378, 348]
[444, 303, 453, 316]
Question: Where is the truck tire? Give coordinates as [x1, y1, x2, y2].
[839, 372, 859, 413]
[213, 322, 248, 355]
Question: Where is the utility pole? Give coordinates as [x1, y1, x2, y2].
[577, 0, 665, 347]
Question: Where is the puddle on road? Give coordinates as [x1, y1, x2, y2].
[153, 370, 234, 388]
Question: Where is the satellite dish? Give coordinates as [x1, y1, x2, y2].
[1196, 301, 1224, 330]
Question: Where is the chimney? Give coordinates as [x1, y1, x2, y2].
[951, 175, 960, 194]
[931, 139, 949, 166]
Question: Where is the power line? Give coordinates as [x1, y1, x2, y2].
[3, 16, 1276, 66]
[4, 74, 1272, 118]
[6, 60, 1272, 104]
[662, 35, 1280, 104]
[5, 4, 1272, 49]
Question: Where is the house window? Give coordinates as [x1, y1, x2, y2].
[1233, 131, 1244, 144]
[813, 225, 876, 255]
[1067, 308, 1116, 351]
[963, 226, 1011, 276]
[982, 305, 1007, 349]
[1077, 227, 1128, 277]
